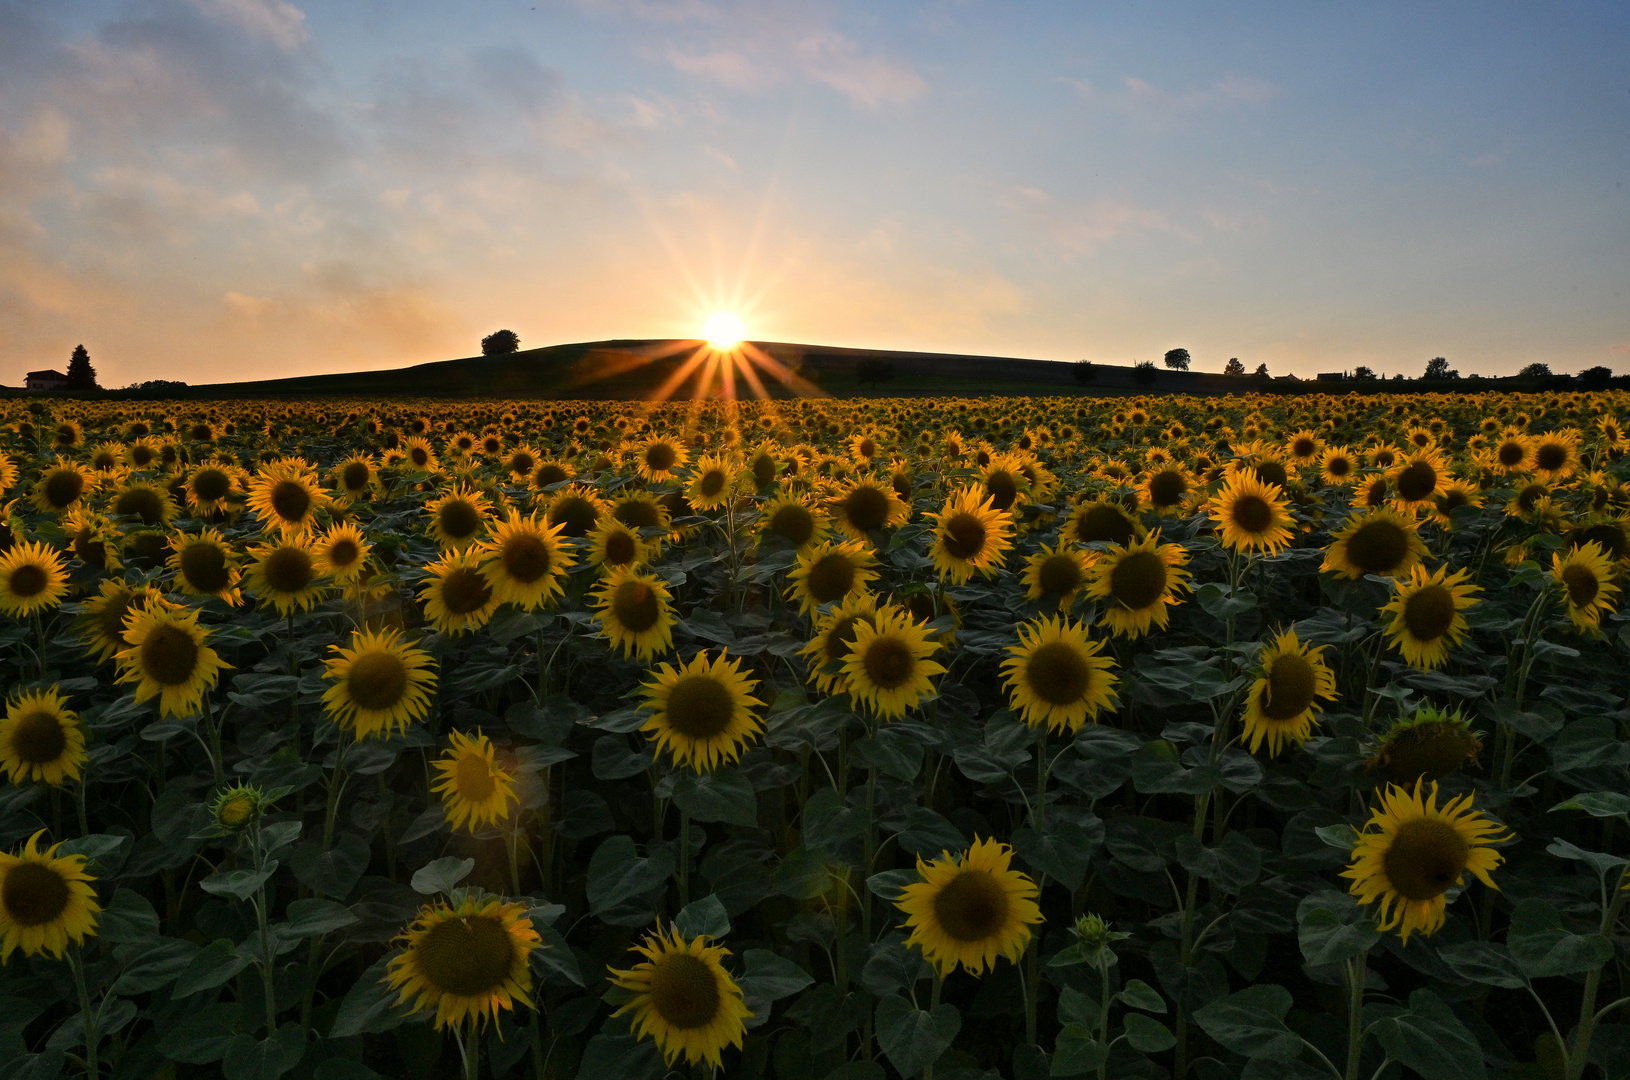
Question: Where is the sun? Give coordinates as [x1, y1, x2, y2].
[701, 312, 746, 351]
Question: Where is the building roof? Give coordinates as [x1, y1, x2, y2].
[27, 369, 67, 379]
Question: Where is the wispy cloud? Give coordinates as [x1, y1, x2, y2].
[1062, 72, 1282, 124]
[189, 0, 309, 50]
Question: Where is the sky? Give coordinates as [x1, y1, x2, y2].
[1, 0, 1627, 388]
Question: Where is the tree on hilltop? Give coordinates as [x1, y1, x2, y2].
[1131, 360, 1159, 386]
[1352, 365, 1378, 381]
[1223, 357, 1245, 376]
[1578, 365, 1614, 389]
[1424, 356, 1459, 380]
[481, 330, 520, 356]
[66, 344, 98, 390]
[1073, 361, 1097, 384]
[1517, 362, 1552, 378]
[1253, 362, 1269, 378]
[1163, 348, 1191, 371]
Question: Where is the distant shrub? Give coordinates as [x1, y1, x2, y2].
[482, 330, 520, 356]
[1517, 362, 1552, 378]
[1073, 361, 1097, 385]
[1131, 360, 1158, 386]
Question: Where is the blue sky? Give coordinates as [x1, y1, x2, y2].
[1, 0, 1626, 386]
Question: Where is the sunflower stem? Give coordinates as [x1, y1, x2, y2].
[1565, 876, 1630, 1080]
[250, 822, 279, 1036]
[925, 971, 943, 1080]
[68, 945, 99, 1078]
[202, 694, 225, 787]
[321, 730, 353, 852]
[1343, 946, 1370, 1080]
[678, 806, 691, 908]
[507, 821, 524, 897]
[75, 777, 90, 837]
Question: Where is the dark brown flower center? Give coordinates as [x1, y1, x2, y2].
[1395, 461, 1438, 502]
[665, 676, 735, 739]
[1036, 555, 1082, 597]
[1380, 725, 1480, 784]
[327, 539, 360, 568]
[263, 546, 314, 594]
[1381, 818, 1469, 901]
[1402, 585, 1457, 642]
[1345, 519, 1409, 575]
[1497, 440, 1526, 467]
[770, 505, 816, 546]
[616, 499, 661, 530]
[180, 542, 230, 594]
[1326, 455, 1352, 478]
[1252, 461, 1288, 490]
[416, 914, 515, 996]
[1148, 470, 1188, 507]
[806, 554, 857, 603]
[602, 530, 637, 566]
[645, 443, 677, 472]
[192, 469, 232, 503]
[1230, 494, 1273, 534]
[1109, 550, 1167, 610]
[500, 534, 550, 583]
[342, 462, 371, 491]
[1562, 563, 1600, 608]
[611, 581, 661, 632]
[270, 480, 312, 523]
[940, 513, 988, 561]
[455, 754, 496, 802]
[141, 623, 200, 686]
[861, 636, 915, 690]
[984, 471, 1019, 511]
[931, 870, 1010, 942]
[11, 709, 67, 764]
[8, 564, 48, 599]
[43, 470, 85, 509]
[439, 567, 493, 615]
[1073, 505, 1135, 546]
[842, 486, 891, 531]
[437, 499, 483, 541]
[1292, 437, 1317, 459]
[348, 651, 409, 710]
[549, 496, 599, 537]
[1534, 442, 1568, 472]
[1026, 642, 1090, 705]
[648, 952, 721, 1030]
[2, 862, 71, 927]
[1260, 653, 1315, 722]
[113, 485, 165, 524]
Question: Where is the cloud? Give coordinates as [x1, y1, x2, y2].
[793, 31, 927, 109]
[190, 0, 309, 50]
[1610, 342, 1630, 355]
[1063, 72, 1281, 123]
[1001, 187, 1185, 256]
[666, 48, 766, 91]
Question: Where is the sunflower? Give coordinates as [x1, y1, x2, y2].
[30, 458, 97, 515]
[638, 651, 763, 771]
[685, 454, 742, 512]
[829, 477, 909, 540]
[978, 454, 1031, 512]
[167, 527, 242, 605]
[842, 608, 945, 720]
[635, 437, 689, 482]
[1319, 446, 1361, 486]
[1368, 705, 1483, 784]
[62, 507, 120, 572]
[1490, 430, 1532, 474]
[756, 494, 829, 552]
[0, 541, 69, 619]
[799, 595, 880, 695]
[432, 730, 518, 831]
[321, 627, 438, 739]
[1341, 780, 1507, 943]
[1207, 473, 1295, 555]
[1063, 499, 1143, 548]
[385, 895, 540, 1032]
[1351, 474, 1391, 511]
[477, 513, 573, 610]
[401, 435, 439, 473]
[312, 523, 372, 584]
[1380, 565, 1481, 669]
[1240, 629, 1337, 757]
[246, 460, 328, 536]
[895, 837, 1042, 977]
[243, 536, 327, 616]
[586, 518, 648, 571]
[1020, 541, 1094, 610]
[419, 550, 501, 635]
[1530, 428, 1581, 479]
[1552, 541, 1620, 633]
[928, 488, 1014, 585]
[1321, 507, 1428, 580]
[331, 454, 378, 503]
[108, 479, 178, 527]
[182, 462, 246, 516]
[424, 483, 492, 550]
[1085, 532, 1192, 638]
[591, 568, 677, 660]
[1001, 616, 1119, 733]
[1428, 481, 1483, 529]
[115, 605, 229, 718]
[211, 784, 263, 832]
[608, 925, 753, 1069]
[612, 492, 672, 539]
[786, 539, 880, 617]
[78, 580, 167, 664]
[1389, 449, 1448, 510]
[1285, 429, 1323, 464]
[0, 688, 86, 786]
[0, 830, 102, 960]
[1137, 465, 1197, 516]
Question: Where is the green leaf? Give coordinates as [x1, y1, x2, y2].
[221, 1023, 305, 1080]
[1121, 1013, 1176, 1053]
[288, 833, 370, 899]
[47, 999, 135, 1051]
[683, 609, 737, 645]
[673, 894, 731, 940]
[95, 888, 160, 944]
[1192, 985, 1301, 1061]
[313, 1062, 381, 1080]
[1551, 792, 1630, 819]
[586, 836, 676, 924]
[1371, 989, 1487, 1080]
[1011, 816, 1103, 891]
[574, 1033, 666, 1080]
[1050, 1029, 1109, 1077]
[55, 833, 129, 871]
[737, 950, 815, 1003]
[1508, 898, 1616, 979]
[157, 1003, 242, 1065]
[410, 856, 474, 896]
[200, 862, 278, 902]
[802, 787, 865, 853]
[852, 728, 924, 782]
[875, 995, 961, 1078]
[174, 939, 254, 997]
[329, 955, 414, 1037]
[773, 849, 840, 900]
[1297, 905, 1380, 967]
[896, 807, 967, 858]
[866, 869, 920, 903]
[1115, 979, 1166, 1014]
[281, 898, 359, 937]
[671, 767, 758, 827]
[863, 937, 933, 998]
[110, 937, 199, 996]
[1173, 831, 1261, 894]
[1437, 941, 1528, 989]
[1550, 719, 1630, 772]
[1129, 746, 1222, 795]
[591, 734, 655, 779]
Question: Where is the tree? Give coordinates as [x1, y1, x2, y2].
[1073, 360, 1097, 385]
[1424, 356, 1459, 380]
[1163, 348, 1191, 372]
[66, 344, 97, 390]
[1253, 363, 1270, 378]
[481, 330, 520, 356]
[1131, 360, 1159, 386]
[856, 359, 896, 389]
[1352, 365, 1377, 381]
[1579, 365, 1615, 389]
[1517, 362, 1552, 378]
[1223, 357, 1245, 376]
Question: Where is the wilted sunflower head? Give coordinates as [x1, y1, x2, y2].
[1369, 706, 1483, 784]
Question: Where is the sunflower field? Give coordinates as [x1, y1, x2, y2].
[0, 390, 1628, 1080]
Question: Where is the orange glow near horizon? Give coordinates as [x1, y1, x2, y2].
[701, 312, 746, 351]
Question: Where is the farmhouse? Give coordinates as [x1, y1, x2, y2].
[25, 369, 69, 391]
